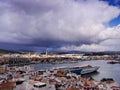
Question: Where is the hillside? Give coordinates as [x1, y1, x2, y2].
[0, 49, 20, 54]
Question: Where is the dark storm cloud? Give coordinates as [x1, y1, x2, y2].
[0, 0, 120, 51]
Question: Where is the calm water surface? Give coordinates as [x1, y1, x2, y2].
[34, 60, 120, 85]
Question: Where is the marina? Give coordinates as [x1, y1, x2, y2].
[0, 60, 119, 90]
[34, 60, 120, 85]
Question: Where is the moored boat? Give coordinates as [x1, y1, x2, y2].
[34, 82, 46, 88]
[69, 65, 99, 75]
[107, 61, 120, 64]
[54, 65, 99, 75]
[15, 78, 25, 85]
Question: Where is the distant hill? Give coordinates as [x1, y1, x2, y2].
[84, 51, 120, 56]
[0, 49, 20, 54]
[44, 50, 120, 55]
[19, 49, 34, 53]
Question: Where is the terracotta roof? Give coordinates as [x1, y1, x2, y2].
[0, 82, 14, 87]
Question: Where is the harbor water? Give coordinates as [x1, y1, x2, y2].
[34, 60, 120, 85]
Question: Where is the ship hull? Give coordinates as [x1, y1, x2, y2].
[70, 66, 99, 75]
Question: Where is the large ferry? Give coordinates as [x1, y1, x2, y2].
[69, 65, 99, 74]
[55, 65, 99, 75]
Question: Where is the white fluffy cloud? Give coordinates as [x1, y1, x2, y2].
[0, 0, 120, 51]
[59, 44, 109, 51]
[59, 25, 120, 51]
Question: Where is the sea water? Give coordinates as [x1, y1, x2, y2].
[34, 60, 120, 85]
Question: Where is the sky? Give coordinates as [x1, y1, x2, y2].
[0, 0, 120, 52]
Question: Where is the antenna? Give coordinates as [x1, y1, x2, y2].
[46, 48, 48, 57]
